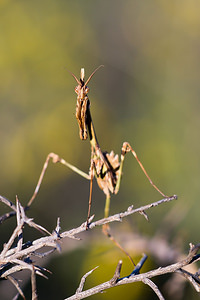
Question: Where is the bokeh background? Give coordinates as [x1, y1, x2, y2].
[0, 1, 200, 299]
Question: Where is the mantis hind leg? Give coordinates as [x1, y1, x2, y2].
[102, 194, 135, 266]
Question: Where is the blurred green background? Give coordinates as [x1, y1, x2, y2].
[0, 0, 200, 299]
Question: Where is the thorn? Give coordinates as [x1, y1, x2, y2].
[127, 205, 134, 212]
[110, 260, 123, 285]
[139, 210, 149, 221]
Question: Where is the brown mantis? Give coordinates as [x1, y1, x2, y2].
[26, 66, 169, 265]
[72, 66, 168, 220]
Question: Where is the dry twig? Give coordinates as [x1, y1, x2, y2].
[0, 195, 178, 297]
[0, 193, 198, 300]
[65, 244, 200, 300]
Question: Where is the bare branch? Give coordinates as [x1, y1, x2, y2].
[143, 278, 165, 300]
[0, 196, 177, 272]
[1, 223, 24, 258]
[76, 267, 99, 294]
[0, 195, 17, 224]
[62, 195, 177, 239]
[0, 195, 16, 211]
[65, 244, 200, 300]
[31, 265, 38, 300]
[16, 197, 23, 253]
[110, 260, 122, 285]
[127, 254, 148, 277]
[177, 268, 200, 292]
[7, 276, 25, 300]
[1, 193, 196, 300]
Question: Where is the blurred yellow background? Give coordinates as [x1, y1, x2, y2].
[0, 1, 199, 299]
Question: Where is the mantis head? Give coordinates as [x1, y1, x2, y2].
[72, 65, 104, 97]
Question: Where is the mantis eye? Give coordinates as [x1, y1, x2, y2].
[85, 87, 90, 94]
[74, 86, 79, 94]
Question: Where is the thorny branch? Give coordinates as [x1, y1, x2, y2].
[0, 195, 177, 265]
[0, 195, 179, 297]
[61, 195, 177, 238]
[65, 244, 200, 300]
[0, 194, 199, 299]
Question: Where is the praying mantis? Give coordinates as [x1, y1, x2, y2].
[70, 66, 169, 263]
[71, 66, 168, 220]
[27, 66, 169, 264]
